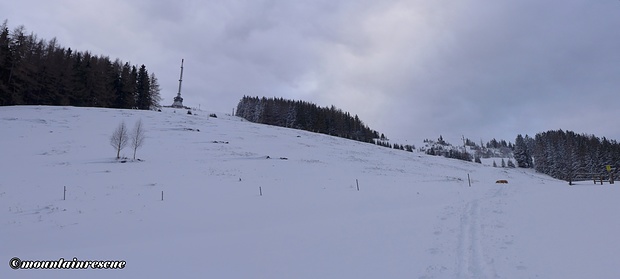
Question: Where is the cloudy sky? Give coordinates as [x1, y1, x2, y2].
[4, 0, 620, 144]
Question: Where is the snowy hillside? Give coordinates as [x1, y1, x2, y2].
[1, 106, 619, 279]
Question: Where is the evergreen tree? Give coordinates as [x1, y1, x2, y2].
[114, 62, 134, 109]
[0, 20, 10, 105]
[438, 135, 447, 145]
[149, 73, 161, 109]
[514, 134, 533, 168]
[135, 65, 150, 110]
[475, 155, 482, 164]
[69, 51, 87, 105]
[6, 25, 29, 105]
[129, 65, 138, 107]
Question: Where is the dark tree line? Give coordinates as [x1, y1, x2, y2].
[236, 96, 381, 143]
[425, 146, 473, 162]
[385, 142, 415, 152]
[486, 138, 513, 149]
[0, 20, 160, 109]
[515, 130, 620, 180]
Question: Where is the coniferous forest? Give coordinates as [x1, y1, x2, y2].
[236, 96, 381, 143]
[514, 130, 620, 180]
[0, 20, 161, 109]
[533, 130, 620, 180]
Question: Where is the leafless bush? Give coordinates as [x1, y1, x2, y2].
[131, 119, 146, 160]
[110, 121, 129, 159]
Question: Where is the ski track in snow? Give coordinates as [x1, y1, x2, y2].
[455, 199, 493, 279]
[422, 183, 518, 279]
[453, 184, 514, 279]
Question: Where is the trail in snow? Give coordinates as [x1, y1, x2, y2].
[421, 181, 521, 279]
[455, 199, 495, 279]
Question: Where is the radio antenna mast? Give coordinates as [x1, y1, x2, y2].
[171, 59, 185, 108]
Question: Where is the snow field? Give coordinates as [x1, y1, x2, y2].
[1, 106, 619, 278]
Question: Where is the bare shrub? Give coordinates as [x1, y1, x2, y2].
[131, 119, 146, 160]
[110, 121, 129, 159]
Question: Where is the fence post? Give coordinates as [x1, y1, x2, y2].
[356, 179, 359, 191]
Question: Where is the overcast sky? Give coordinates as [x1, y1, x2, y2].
[4, 0, 620, 144]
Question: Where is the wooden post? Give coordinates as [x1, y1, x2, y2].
[600, 176, 604, 185]
[63, 186, 66, 200]
[259, 187, 262, 196]
[161, 191, 164, 201]
[468, 174, 471, 187]
[610, 173, 614, 184]
[356, 179, 359, 191]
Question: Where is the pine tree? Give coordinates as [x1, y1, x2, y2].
[135, 65, 150, 110]
[7, 25, 30, 105]
[149, 73, 161, 109]
[0, 20, 11, 105]
[438, 135, 446, 145]
[114, 62, 135, 109]
[514, 134, 533, 168]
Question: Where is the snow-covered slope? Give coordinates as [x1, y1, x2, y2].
[1, 106, 619, 279]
